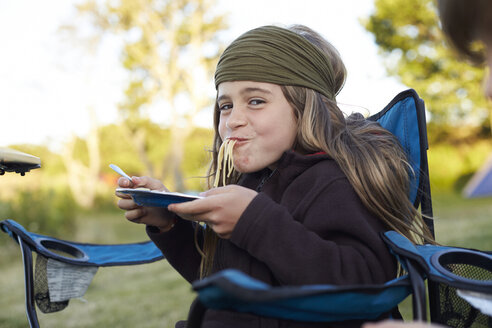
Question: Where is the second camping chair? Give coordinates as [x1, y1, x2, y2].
[0, 219, 164, 328]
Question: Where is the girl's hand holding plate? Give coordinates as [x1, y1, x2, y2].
[168, 185, 258, 239]
[115, 176, 177, 231]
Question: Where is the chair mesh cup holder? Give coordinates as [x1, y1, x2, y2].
[34, 255, 70, 313]
[431, 249, 492, 291]
[32, 238, 96, 314]
[36, 238, 89, 263]
[428, 249, 492, 328]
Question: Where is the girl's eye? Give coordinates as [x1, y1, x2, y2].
[250, 99, 265, 106]
[218, 103, 232, 111]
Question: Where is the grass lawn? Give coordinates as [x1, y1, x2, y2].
[1, 192, 491, 327]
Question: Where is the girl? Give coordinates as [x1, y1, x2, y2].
[116, 25, 433, 328]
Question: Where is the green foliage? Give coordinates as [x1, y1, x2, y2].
[98, 121, 172, 176]
[0, 187, 78, 238]
[69, 136, 95, 167]
[97, 122, 212, 191]
[428, 139, 492, 193]
[144, 123, 173, 173]
[363, 0, 490, 132]
[182, 127, 214, 191]
[98, 123, 145, 175]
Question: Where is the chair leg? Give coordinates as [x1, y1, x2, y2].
[405, 258, 427, 322]
[186, 297, 206, 328]
[427, 280, 440, 323]
[18, 236, 40, 328]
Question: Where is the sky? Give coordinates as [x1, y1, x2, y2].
[0, 0, 408, 151]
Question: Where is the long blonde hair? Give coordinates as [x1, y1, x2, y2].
[198, 25, 434, 278]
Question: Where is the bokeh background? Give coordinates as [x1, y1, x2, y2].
[1, 0, 491, 327]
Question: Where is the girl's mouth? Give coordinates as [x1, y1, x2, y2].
[227, 137, 249, 145]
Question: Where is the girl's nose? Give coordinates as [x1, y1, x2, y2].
[225, 108, 247, 129]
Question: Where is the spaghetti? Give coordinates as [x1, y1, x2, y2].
[195, 139, 236, 278]
[196, 138, 237, 277]
[213, 139, 237, 188]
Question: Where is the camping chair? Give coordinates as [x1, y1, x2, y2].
[184, 88, 437, 327]
[0, 220, 164, 328]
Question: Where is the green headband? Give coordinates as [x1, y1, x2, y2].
[214, 25, 336, 100]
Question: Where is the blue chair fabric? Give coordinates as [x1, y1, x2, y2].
[369, 89, 434, 230]
[1, 219, 164, 267]
[191, 269, 411, 323]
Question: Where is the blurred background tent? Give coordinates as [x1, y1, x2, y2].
[463, 153, 492, 198]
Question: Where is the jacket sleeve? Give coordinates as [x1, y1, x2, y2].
[229, 178, 395, 286]
[146, 219, 202, 283]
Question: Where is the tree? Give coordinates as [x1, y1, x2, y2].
[62, 108, 101, 208]
[363, 0, 490, 141]
[72, 0, 227, 190]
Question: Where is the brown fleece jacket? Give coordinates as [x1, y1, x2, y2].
[147, 151, 397, 328]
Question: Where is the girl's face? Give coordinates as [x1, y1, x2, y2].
[217, 81, 298, 173]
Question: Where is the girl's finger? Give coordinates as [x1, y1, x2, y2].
[118, 198, 140, 210]
[168, 197, 215, 216]
[125, 208, 146, 221]
[175, 213, 201, 222]
[199, 187, 220, 197]
[117, 176, 134, 188]
[115, 190, 132, 199]
[199, 185, 237, 197]
[133, 176, 168, 191]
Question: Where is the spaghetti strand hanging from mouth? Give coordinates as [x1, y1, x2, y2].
[213, 139, 237, 188]
[197, 138, 237, 279]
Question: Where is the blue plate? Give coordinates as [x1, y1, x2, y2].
[117, 188, 201, 207]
